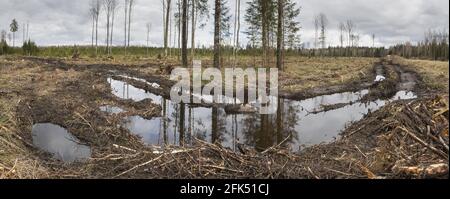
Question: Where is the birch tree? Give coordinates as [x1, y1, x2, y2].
[127, 0, 135, 47]
[146, 23, 152, 57]
[91, 0, 101, 54]
[345, 20, 354, 47]
[314, 16, 319, 49]
[124, 0, 129, 53]
[103, 0, 112, 54]
[318, 13, 328, 49]
[110, 0, 118, 54]
[339, 22, 346, 47]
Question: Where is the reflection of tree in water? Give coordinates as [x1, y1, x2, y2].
[166, 101, 228, 146]
[192, 107, 208, 142]
[280, 99, 301, 150]
[211, 107, 227, 144]
[161, 99, 168, 145]
[179, 103, 186, 146]
[240, 112, 260, 147]
[240, 98, 300, 151]
[170, 102, 179, 145]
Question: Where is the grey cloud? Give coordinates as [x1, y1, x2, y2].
[0, 0, 448, 47]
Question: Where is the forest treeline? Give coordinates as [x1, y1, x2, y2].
[389, 30, 449, 61]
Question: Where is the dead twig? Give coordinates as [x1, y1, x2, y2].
[398, 126, 448, 160]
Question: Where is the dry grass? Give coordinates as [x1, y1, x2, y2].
[280, 57, 378, 91]
[0, 94, 50, 179]
[63, 55, 378, 93]
[392, 56, 449, 92]
[0, 58, 53, 179]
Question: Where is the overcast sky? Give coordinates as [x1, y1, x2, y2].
[0, 0, 448, 48]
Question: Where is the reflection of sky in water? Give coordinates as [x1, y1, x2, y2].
[124, 100, 213, 147]
[108, 78, 162, 103]
[124, 116, 162, 145]
[32, 123, 91, 163]
[288, 99, 386, 148]
[100, 105, 124, 114]
[116, 75, 161, 88]
[109, 77, 417, 151]
[390, 91, 417, 101]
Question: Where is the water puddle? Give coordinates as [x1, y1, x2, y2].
[100, 105, 124, 114]
[116, 75, 161, 89]
[108, 77, 162, 103]
[391, 91, 417, 100]
[31, 123, 91, 163]
[108, 76, 417, 151]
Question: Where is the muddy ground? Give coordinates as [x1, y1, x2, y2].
[0, 55, 448, 179]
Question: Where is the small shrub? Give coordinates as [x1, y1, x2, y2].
[0, 39, 9, 55]
[22, 40, 39, 56]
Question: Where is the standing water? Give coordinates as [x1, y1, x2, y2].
[108, 77, 417, 151]
[32, 123, 91, 162]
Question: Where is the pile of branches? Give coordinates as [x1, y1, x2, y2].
[341, 95, 449, 178]
[380, 96, 448, 178]
[87, 139, 309, 179]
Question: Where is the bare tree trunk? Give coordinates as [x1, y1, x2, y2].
[91, 16, 95, 47]
[172, 9, 177, 57]
[190, 0, 196, 61]
[95, 13, 99, 55]
[163, 0, 166, 54]
[213, 0, 221, 69]
[26, 22, 29, 41]
[261, 0, 269, 67]
[127, 0, 134, 47]
[164, 0, 172, 57]
[346, 20, 354, 47]
[22, 23, 25, 44]
[276, 0, 284, 71]
[178, 0, 181, 61]
[319, 14, 328, 49]
[232, 0, 237, 67]
[314, 17, 319, 49]
[181, 0, 188, 67]
[106, 9, 110, 54]
[110, 7, 115, 55]
[169, 5, 172, 57]
[146, 23, 151, 57]
[339, 22, 345, 48]
[124, 0, 128, 55]
[236, 0, 240, 64]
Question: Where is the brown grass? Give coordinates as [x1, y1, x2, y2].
[62, 55, 378, 93]
[280, 57, 377, 91]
